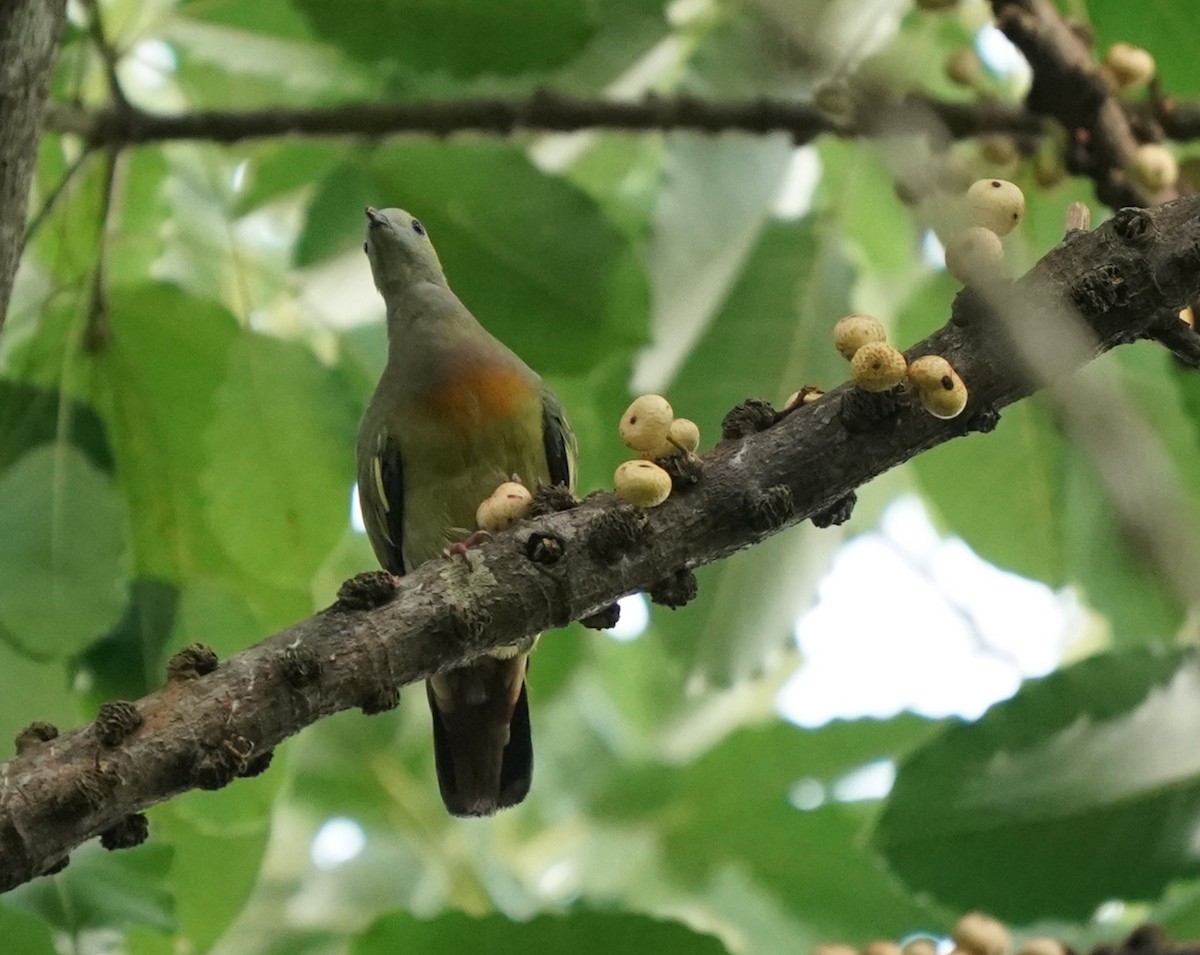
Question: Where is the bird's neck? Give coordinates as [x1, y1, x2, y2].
[384, 279, 456, 329]
[383, 280, 481, 362]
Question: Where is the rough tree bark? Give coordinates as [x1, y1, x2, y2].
[0, 0, 68, 327]
[1, 193, 1200, 892]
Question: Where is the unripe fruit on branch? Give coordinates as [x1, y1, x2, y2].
[619, 394, 673, 453]
[666, 417, 700, 454]
[834, 313, 887, 360]
[476, 481, 533, 532]
[1130, 143, 1179, 193]
[908, 355, 968, 419]
[851, 342, 908, 392]
[1104, 42, 1155, 89]
[945, 226, 1005, 286]
[967, 178, 1026, 237]
[614, 460, 672, 508]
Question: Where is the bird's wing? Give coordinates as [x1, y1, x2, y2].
[540, 385, 577, 492]
[358, 429, 407, 576]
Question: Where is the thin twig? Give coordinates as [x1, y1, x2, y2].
[21, 147, 94, 248]
[83, 147, 119, 353]
[42, 92, 1044, 147]
[78, 0, 130, 112]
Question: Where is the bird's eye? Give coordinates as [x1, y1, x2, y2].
[362, 241, 368, 254]
[411, 219, 426, 236]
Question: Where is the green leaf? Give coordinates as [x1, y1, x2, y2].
[0, 637, 78, 745]
[353, 910, 729, 955]
[0, 379, 112, 474]
[637, 133, 793, 391]
[294, 162, 373, 266]
[169, 579, 271, 662]
[301, 142, 650, 376]
[1085, 0, 1200, 98]
[201, 333, 359, 589]
[7, 843, 176, 936]
[290, 0, 595, 77]
[138, 788, 275, 955]
[90, 284, 241, 583]
[74, 580, 178, 704]
[232, 141, 349, 215]
[876, 647, 1200, 921]
[178, 0, 318, 42]
[0, 445, 129, 657]
[0, 903, 58, 955]
[900, 276, 1068, 585]
[597, 718, 940, 936]
[817, 138, 922, 281]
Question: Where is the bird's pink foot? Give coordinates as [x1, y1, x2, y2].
[443, 530, 493, 567]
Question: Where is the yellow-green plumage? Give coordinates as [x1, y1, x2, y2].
[356, 207, 575, 816]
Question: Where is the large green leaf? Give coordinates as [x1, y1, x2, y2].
[816, 138, 923, 285]
[299, 142, 650, 376]
[0, 637, 78, 752]
[7, 844, 176, 937]
[597, 718, 940, 937]
[168, 579, 271, 661]
[134, 787, 275, 955]
[900, 275, 1068, 586]
[0, 445, 128, 657]
[290, 0, 595, 77]
[0, 380, 112, 474]
[636, 133, 793, 391]
[90, 284, 241, 583]
[74, 579, 178, 705]
[201, 333, 359, 589]
[353, 910, 728, 955]
[0, 904, 57, 955]
[1085, 0, 1200, 98]
[876, 647, 1200, 921]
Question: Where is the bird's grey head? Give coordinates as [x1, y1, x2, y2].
[363, 206, 446, 298]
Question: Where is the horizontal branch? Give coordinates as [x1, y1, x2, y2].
[43, 91, 1042, 147]
[3, 195, 1200, 891]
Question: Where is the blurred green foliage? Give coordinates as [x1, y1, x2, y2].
[7, 0, 1200, 952]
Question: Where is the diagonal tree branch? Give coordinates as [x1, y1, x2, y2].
[992, 0, 1166, 209]
[3, 193, 1200, 893]
[0, 0, 69, 329]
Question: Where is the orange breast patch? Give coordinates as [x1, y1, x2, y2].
[422, 360, 535, 431]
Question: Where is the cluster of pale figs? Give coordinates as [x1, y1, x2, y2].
[473, 397, 699, 532]
[613, 397, 700, 507]
[942, 177, 1027, 287]
[835, 313, 968, 419]
[815, 911, 1065, 955]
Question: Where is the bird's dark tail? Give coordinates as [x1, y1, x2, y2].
[427, 656, 532, 816]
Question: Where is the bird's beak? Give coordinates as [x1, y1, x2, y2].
[365, 206, 385, 227]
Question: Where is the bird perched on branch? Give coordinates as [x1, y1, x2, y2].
[356, 206, 576, 816]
